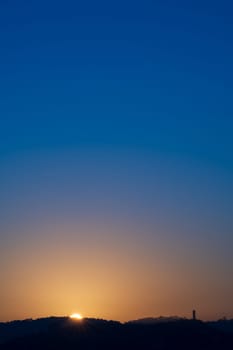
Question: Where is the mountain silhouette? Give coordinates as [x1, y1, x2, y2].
[127, 316, 186, 324]
[1, 316, 233, 349]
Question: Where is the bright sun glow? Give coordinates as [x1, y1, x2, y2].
[70, 313, 83, 320]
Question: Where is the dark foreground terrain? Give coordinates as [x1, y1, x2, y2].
[1, 317, 233, 350]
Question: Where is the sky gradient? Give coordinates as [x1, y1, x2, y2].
[0, 0, 233, 322]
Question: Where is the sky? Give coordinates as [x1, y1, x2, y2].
[0, 0, 233, 322]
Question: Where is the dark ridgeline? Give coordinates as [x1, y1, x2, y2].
[1, 316, 233, 350]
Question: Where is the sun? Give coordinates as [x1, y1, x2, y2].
[70, 313, 83, 320]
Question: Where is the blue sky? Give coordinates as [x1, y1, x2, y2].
[1, 0, 232, 158]
[0, 0, 233, 321]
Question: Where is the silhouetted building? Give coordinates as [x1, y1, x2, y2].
[193, 310, 196, 320]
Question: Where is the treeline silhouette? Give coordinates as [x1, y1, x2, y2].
[1, 317, 233, 349]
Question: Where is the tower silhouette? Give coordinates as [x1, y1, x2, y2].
[192, 310, 196, 320]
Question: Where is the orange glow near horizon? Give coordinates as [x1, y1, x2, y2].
[1, 222, 233, 323]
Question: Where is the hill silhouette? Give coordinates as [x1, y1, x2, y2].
[1, 316, 233, 349]
[127, 316, 186, 324]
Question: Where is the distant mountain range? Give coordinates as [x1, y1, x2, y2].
[127, 316, 186, 324]
[0, 316, 233, 349]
